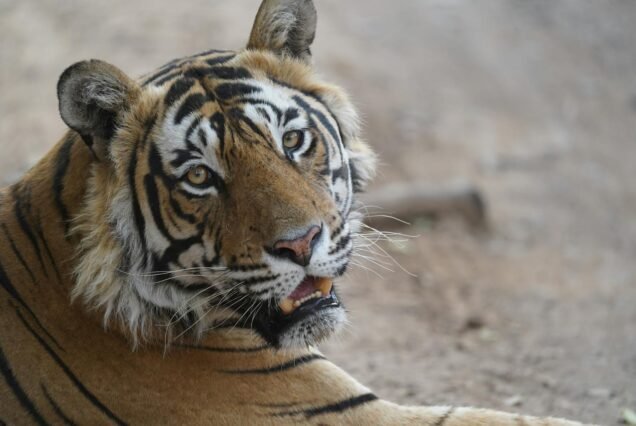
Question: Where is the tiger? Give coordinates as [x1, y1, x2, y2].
[0, 0, 589, 424]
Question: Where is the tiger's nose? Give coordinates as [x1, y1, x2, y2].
[269, 225, 322, 267]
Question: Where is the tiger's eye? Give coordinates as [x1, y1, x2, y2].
[186, 166, 209, 186]
[282, 130, 304, 150]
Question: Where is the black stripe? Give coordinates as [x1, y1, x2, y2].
[293, 93, 346, 181]
[144, 173, 173, 242]
[303, 393, 378, 418]
[193, 49, 231, 57]
[209, 66, 251, 80]
[226, 264, 268, 272]
[300, 133, 318, 159]
[239, 274, 281, 287]
[293, 95, 341, 147]
[14, 307, 127, 425]
[184, 116, 203, 144]
[52, 136, 74, 237]
[128, 116, 156, 268]
[331, 164, 347, 183]
[197, 128, 209, 147]
[234, 98, 283, 122]
[329, 220, 345, 240]
[0, 343, 48, 425]
[153, 70, 184, 87]
[168, 196, 197, 224]
[328, 233, 350, 255]
[41, 383, 77, 426]
[13, 186, 60, 284]
[228, 108, 267, 142]
[12, 185, 48, 277]
[221, 353, 324, 375]
[335, 263, 349, 277]
[143, 62, 180, 86]
[1, 223, 36, 284]
[256, 107, 271, 122]
[205, 54, 236, 67]
[0, 261, 64, 352]
[164, 78, 195, 108]
[283, 108, 300, 126]
[349, 159, 364, 193]
[215, 83, 261, 101]
[35, 226, 62, 285]
[200, 167, 227, 195]
[210, 112, 226, 155]
[174, 93, 209, 124]
[276, 393, 378, 419]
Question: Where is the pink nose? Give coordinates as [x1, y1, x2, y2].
[270, 225, 322, 266]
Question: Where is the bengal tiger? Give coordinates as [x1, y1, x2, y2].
[0, 0, 589, 424]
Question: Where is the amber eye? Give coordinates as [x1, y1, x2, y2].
[282, 130, 304, 151]
[185, 166, 209, 186]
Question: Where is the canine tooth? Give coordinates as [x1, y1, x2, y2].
[315, 277, 333, 296]
[293, 300, 301, 308]
[279, 298, 295, 315]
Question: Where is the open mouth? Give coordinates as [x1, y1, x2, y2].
[278, 276, 334, 315]
[250, 276, 341, 346]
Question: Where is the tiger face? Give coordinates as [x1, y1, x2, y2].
[59, 1, 375, 348]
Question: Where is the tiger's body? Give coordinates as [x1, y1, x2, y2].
[0, 1, 587, 424]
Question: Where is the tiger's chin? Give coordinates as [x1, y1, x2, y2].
[251, 278, 347, 348]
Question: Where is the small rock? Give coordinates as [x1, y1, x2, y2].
[587, 387, 614, 398]
[478, 327, 497, 342]
[622, 408, 636, 425]
[539, 375, 557, 389]
[503, 395, 523, 407]
[462, 316, 485, 332]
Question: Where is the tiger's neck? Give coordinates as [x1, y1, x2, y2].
[0, 134, 110, 342]
[1, 134, 88, 299]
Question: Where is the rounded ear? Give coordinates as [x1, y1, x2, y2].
[57, 59, 139, 160]
[246, 0, 317, 63]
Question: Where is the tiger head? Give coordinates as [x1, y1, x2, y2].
[58, 0, 375, 348]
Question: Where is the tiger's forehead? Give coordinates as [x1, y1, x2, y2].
[140, 50, 344, 169]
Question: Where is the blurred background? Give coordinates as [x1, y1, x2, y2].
[1, 1, 635, 424]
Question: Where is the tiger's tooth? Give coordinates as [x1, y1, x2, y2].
[293, 300, 301, 308]
[315, 277, 333, 296]
[279, 298, 295, 315]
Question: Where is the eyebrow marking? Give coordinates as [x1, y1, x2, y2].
[256, 107, 272, 123]
[283, 108, 300, 127]
[198, 128, 208, 147]
[174, 93, 211, 124]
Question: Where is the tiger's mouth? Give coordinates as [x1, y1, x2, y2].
[278, 276, 334, 315]
[250, 275, 342, 347]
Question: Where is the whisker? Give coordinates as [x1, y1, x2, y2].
[348, 260, 384, 279]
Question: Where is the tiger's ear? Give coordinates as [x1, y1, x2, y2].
[57, 59, 140, 160]
[247, 0, 317, 63]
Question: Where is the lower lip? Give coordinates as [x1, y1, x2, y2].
[271, 288, 339, 329]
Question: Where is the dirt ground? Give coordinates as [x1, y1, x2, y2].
[1, 1, 635, 424]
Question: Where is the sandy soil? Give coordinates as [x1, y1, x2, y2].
[1, 1, 635, 424]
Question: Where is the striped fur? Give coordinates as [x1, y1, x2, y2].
[0, 0, 589, 424]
